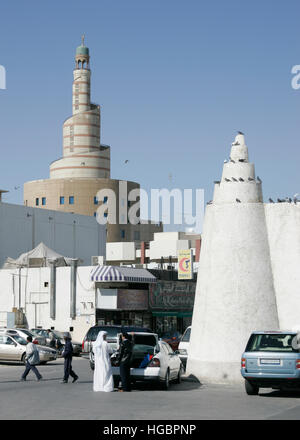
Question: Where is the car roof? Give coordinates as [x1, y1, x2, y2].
[251, 331, 297, 335]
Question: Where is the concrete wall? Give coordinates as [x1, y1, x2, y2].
[0, 202, 106, 267]
[265, 203, 300, 331]
[0, 266, 96, 342]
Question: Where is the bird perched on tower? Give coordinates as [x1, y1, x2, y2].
[239, 178, 244, 182]
[269, 198, 274, 203]
[236, 198, 241, 203]
[232, 177, 238, 182]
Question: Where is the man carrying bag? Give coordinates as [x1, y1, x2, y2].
[20, 336, 42, 381]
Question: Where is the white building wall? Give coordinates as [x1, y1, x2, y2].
[0, 202, 106, 267]
[265, 203, 300, 331]
[0, 266, 96, 342]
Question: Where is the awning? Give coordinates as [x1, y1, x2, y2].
[90, 265, 157, 283]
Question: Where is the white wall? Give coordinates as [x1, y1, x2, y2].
[0, 266, 96, 342]
[0, 202, 106, 267]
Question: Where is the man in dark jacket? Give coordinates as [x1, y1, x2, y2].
[60, 332, 78, 384]
[118, 332, 133, 392]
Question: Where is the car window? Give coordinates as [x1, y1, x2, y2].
[160, 343, 170, 355]
[0, 336, 6, 344]
[181, 328, 191, 342]
[6, 337, 15, 345]
[87, 326, 120, 341]
[11, 335, 27, 346]
[133, 335, 157, 347]
[246, 333, 298, 352]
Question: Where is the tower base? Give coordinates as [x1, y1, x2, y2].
[187, 357, 243, 384]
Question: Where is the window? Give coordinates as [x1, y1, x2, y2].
[103, 196, 108, 204]
[42, 197, 46, 206]
[69, 196, 74, 205]
[60, 196, 64, 205]
[94, 212, 97, 217]
[104, 212, 108, 218]
[35, 198, 39, 206]
[94, 196, 98, 205]
[246, 333, 297, 353]
[181, 327, 191, 342]
[134, 231, 140, 241]
[121, 229, 125, 239]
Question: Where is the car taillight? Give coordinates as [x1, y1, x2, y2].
[82, 340, 85, 350]
[296, 360, 300, 369]
[148, 358, 160, 368]
[241, 358, 246, 368]
[33, 339, 39, 345]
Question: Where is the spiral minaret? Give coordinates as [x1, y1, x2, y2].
[50, 36, 110, 179]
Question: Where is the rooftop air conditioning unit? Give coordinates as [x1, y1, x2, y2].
[91, 256, 105, 266]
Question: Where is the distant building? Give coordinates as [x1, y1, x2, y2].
[24, 37, 162, 243]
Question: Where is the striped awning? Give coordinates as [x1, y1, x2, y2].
[90, 265, 157, 283]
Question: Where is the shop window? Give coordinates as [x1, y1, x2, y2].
[42, 197, 46, 206]
[121, 229, 125, 239]
[60, 196, 65, 205]
[69, 196, 74, 205]
[94, 196, 98, 205]
[35, 198, 39, 206]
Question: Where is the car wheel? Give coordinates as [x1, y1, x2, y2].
[175, 366, 182, 384]
[245, 379, 259, 395]
[162, 369, 170, 390]
[90, 361, 95, 371]
[39, 361, 47, 365]
[21, 353, 26, 365]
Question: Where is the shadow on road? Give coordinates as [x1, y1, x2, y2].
[259, 390, 300, 398]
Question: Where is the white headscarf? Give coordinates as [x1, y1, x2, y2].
[93, 331, 107, 355]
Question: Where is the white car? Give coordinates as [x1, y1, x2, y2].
[111, 332, 183, 390]
[178, 326, 191, 370]
[0, 328, 46, 346]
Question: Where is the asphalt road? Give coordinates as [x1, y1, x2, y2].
[1, 357, 300, 420]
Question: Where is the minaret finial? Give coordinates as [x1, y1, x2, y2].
[81, 34, 85, 46]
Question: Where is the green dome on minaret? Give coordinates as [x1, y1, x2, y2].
[76, 34, 89, 55]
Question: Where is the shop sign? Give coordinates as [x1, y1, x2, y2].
[178, 249, 193, 280]
[117, 289, 148, 310]
[149, 281, 195, 310]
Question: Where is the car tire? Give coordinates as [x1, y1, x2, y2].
[21, 353, 26, 364]
[245, 379, 259, 395]
[175, 366, 182, 384]
[162, 369, 170, 390]
[90, 361, 95, 371]
[39, 361, 47, 365]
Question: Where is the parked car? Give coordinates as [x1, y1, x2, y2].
[241, 331, 300, 395]
[31, 328, 82, 356]
[161, 331, 182, 351]
[83, 325, 152, 368]
[178, 326, 191, 370]
[110, 332, 183, 390]
[51, 330, 82, 356]
[0, 333, 57, 364]
[0, 328, 45, 346]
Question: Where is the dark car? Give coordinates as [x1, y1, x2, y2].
[82, 325, 152, 370]
[161, 331, 182, 351]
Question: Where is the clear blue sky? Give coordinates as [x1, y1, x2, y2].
[1, 0, 300, 230]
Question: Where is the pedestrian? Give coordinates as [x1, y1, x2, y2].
[47, 329, 56, 349]
[60, 332, 78, 384]
[93, 331, 114, 392]
[20, 336, 42, 382]
[118, 332, 133, 392]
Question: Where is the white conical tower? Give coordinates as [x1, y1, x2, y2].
[186, 133, 279, 383]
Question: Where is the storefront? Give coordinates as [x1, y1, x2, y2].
[90, 265, 156, 329]
[149, 280, 195, 336]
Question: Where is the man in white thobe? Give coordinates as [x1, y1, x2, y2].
[93, 331, 114, 392]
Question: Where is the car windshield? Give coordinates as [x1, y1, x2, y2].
[18, 329, 32, 337]
[11, 335, 27, 345]
[133, 334, 157, 347]
[88, 326, 120, 341]
[246, 333, 298, 352]
[181, 328, 191, 342]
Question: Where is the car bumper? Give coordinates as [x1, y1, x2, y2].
[112, 366, 161, 381]
[39, 352, 57, 362]
[241, 369, 300, 387]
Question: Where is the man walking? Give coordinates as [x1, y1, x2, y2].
[60, 332, 78, 384]
[118, 332, 133, 392]
[21, 336, 42, 382]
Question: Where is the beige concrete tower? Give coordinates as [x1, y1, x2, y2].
[50, 35, 110, 179]
[24, 38, 163, 243]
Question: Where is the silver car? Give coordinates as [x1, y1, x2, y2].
[0, 333, 57, 364]
[111, 333, 184, 390]
[0, 328, 47, 346]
